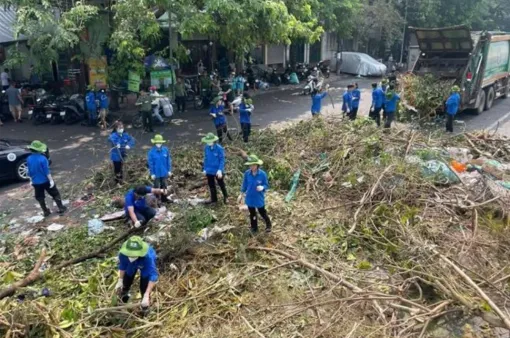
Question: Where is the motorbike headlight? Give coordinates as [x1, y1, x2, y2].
[36, 98, 41, 102]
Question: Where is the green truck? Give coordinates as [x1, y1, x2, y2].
[410, 26, 510, 114]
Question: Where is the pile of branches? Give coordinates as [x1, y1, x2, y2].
[1, 117, 510, 337]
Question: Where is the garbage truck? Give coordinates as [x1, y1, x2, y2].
[410, 26, 510, 114]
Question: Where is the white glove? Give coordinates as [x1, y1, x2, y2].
[237, 194, 243, 204]
[49, 179, 55, 188]
[168, 171, 172, 177]
[256, 185, 264, 192]
[370, 107, 374, 113]
[150, 175, 156, 180]
[203, 170, 207, 175]
[134, 220, 141, 228]
[216, 170, 223, 179]
[162, 188, 168, 195]
[115, 278, 123, 291]
[347, 109, 350, 114]
[211, 113, 217, 118]
[125, 145, 130, 150]
[116, 144, 121, 149]
[141, 294, 150, 308]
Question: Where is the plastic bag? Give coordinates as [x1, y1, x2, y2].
[160, 98, 173, 117]
[421, 160, 460, 184]
[88, 219, 105, 237]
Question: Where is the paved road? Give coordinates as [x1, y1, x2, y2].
[1, 75, 510, 196]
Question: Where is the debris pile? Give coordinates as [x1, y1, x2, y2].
[1, 117, 510, 337]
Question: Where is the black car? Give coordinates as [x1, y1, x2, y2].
[0, 139, 51, 181]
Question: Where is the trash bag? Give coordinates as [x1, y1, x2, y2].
[88, 219, 105, 237]
[160, 98, 173, 117]
[289, 73, 299, 84]
[420, 160, 460, 184]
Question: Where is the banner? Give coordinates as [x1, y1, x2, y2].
[128, 71, 140, 93]
[88, 57, 107, 88]
[150, 69, 174, 91]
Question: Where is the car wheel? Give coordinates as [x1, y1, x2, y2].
[485, 87, 495, 111]
[16, 159, 29, 181]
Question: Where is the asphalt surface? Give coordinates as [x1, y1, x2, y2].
[1, 74, 510, 197]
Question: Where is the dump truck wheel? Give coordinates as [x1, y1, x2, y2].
[475, 90, 485, 115]
[484, 87, 495, 111]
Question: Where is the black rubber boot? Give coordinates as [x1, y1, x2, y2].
[37, 199, 51, 217]
[54, 196, 67, 214]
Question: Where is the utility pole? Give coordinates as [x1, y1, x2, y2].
[399, 0, 408, 65]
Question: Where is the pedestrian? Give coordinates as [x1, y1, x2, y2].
[209, 96, 232, 143]
[98, 88, 109, 129]
[311, 84, 329, 117]
[136, 88, 154, 132]
[115, 236, 158, 309]
[370, 83, 385, 126]
[5, 81, 23, 123]
[238, 154, 272, 234]
[1, 68, 9, 90]
[202, 133, 228, 204]
[342, 84, 354, 118]
[239, 94, 254, 142]
[109, 122, 135, 185]
[350, 83, 361, 120]
[147, 134, 172, 201]
[27, 140, 67, 216]
[445, 85, 461, 133]
[234, 73, 246, 95]
[124, 185, 167, 227]
[383, 90, 400, 129]
[221, 79, 234, 115]
[85, 86, 97, 127]
[174, 77, 186, 113]
[149, 86, 165, 124]
[199, 70, 212, 97]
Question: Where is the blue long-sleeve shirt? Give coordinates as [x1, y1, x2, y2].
[210, 105, 226, 127]
[27, 153, 50, 184]
[372, 88, 384, 109]
[311, 92, 327, 114]
[241, 169, 269, 208]
[203, 144, 225, 175]
[118, 246, 158, 282]
[124, 186, 152, 213]
[99, 92, 109, 109]
[446, 93, 461, 115]
[384, 93, 400, 113]
[342, 91, 352, 112]
[85, 91, 97, 112]
[109, 132, 135, 162]
[351, 88, 361, 109]
[239, 103, 253, 124]
[148, 146, 171, 178]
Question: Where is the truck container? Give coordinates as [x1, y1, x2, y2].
[410, 26, 510, 114]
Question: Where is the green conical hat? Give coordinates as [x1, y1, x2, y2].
[201, 133, 219, 144]
[385, 91, 394, 99]
[452, 85, 460, 92]
[28, 140, 47, 153]
[119, 236, 149, 257]
[245, 154, 263, 165]
[151, 134, 166, 144]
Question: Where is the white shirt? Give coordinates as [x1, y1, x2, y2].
[1, 72, 8, 86]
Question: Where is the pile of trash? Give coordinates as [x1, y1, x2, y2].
[2, 117, 510, 337]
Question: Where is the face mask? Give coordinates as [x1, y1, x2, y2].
[128, 257, 137, 262]
[156, 144, 162, 148]
[118, 128, 124, 134]
[207, 142, 214, 147]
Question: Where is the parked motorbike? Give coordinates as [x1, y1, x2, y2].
[49, 95, 70, 124]
[302, 75, 323, 96]
[280, 65, 293, 85]
[30, 91, 62, 125]
[184, 78, 197, 102]
[194, 89, 214, 110]
[295, 63, 309, 81]
[62, 94, 87, 125]
[318, 60, 331, 79]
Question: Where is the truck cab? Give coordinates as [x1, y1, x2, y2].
[410, 26, 510, 114]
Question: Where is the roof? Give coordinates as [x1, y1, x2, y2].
[0, 9, 26, 44]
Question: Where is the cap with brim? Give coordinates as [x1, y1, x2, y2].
[201, 132, 219, 144]
[28, 140, 47, 153]
[245, 154, 263, 165]
[119, 236, 149, 257]
[212, 96, 222, 105]
[151, 134, 166, 144]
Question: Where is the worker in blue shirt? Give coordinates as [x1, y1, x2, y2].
[342, 84, 354, 117]
[445, 85, 461, 133]
[202, 133, 228, 204]
[147, 134, 172, 201]
[109, 122, 135, 185]
[209, 96, 232, 144]
[350, 83, 361, 120]
[383, 90, 400, 129]
[381, 79, 389, 93]
[124, 185, 167, 227]
[370, 83, 385, 126]
[85, 86, 97, 127]
[238, 154, 272, 234]
[26, 140, 67, 216]
[239, 94, 254, 142]
[311, 85, 329, 117]
[98, 88, 109, 130]
[115, 236, 158, 309]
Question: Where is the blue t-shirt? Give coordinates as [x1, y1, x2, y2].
[239, 103, 253, 124]
[124, 186, 152, 213]
[241, 169, 269, 208]
[147, 146, 172, 178]
[118, 247, 159, 281]
[210, 105, 226, 127]
[342, 92, 352, 112]
[351, 88, 361, 108]
[27, 153, 50, 184]
[372, 88, 384, 109]
[311, 92, 327, 114]
[446, 93, 461, 115]
[203, 144, 225, 175]
[384, 93, 400, 113]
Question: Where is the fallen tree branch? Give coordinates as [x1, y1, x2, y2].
[0, 249, 46, 299]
